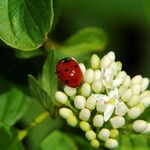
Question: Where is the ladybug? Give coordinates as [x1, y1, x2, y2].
[56, 58, 83, 87]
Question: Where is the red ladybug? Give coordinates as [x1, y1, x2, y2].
[56, 58, 83, 87]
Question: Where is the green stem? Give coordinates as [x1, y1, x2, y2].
[18, 111, 49, 141]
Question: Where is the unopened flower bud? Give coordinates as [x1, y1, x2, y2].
[131, 84, 141, 95]
[90, 139, 100, 149]
[79, 108, 91, 121]
[92, 80, 103, 93]
[142, 123, 150, 134]
[110, 116, 125, 128]
[115, 102, 128, 116]
[93, 115, 104, 127]
[84, 69, 94, 84]
[140, 91, 150, 99]
[128, 106, 143, 119]
[141, 96, 150, 108]
[101, 56, 112, 70]
[59, 108, 73, 119]
[85, 130, 96, 141]
[122, 75, 131, 88]
[127, 95, 139, 108]
[110, 129, 119, 138]
[79, 63, 86, 75]
[141, 78, 149, 92]
[98, 128, 110, 141]
[132, 120, 148, 133]
[107, 51, 115, 61]
[91, 54, 100, 70]
[64, 86, 76, 97]
[94, 70, 102, 81]
[86, 95, 96, 110]
[55, 91, 68, 104]
[121, 89, 132, 102]
[96, 100, 107, 113]
[67, 115, 78, 127]
[131, 75, 142, 85]
[115, 71, 127, 85]
[74, 95, 86, 109]
[81, 83, 91, 97]
[105, 138, 118, 149]
[80, 121, 90, 132]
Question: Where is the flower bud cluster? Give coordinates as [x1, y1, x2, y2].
[55, 51, 150, 149]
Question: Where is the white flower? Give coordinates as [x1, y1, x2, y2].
[127, 95, 139, 107]
[93, 115, 104, 127]
[121, 89, 133, 102]
[110, 116, 125, 128]
[81, 83, 91, 97]
[79, 63, 86, 75]
[86, 95, 96, 110]
[142, 123, 150, 134]
[92, 80, 103, 93]
[141, 78, 149, 92]
[91, 54, 100, 70]
[85, 130, 96, 141]
[59, 108, 73, 119]
[83, 68, 94, 84]
[115, 102, 128, 116]
[105, 138, 118, 149]
[94, 70, 102, 81]
[64, 86, 76, 97]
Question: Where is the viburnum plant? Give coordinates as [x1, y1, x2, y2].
[0, 0, 150, 150]
[55, 51, 150, 149]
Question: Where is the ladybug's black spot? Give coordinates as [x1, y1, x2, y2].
[64, 69, 69, 72]
[64, 80, 69, 84]
[74, 65, 78, 68]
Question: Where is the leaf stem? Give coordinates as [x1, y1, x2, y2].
[18, 111, 49, 141]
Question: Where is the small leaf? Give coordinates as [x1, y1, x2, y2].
[42, 49, 57, 94]
[0, 0, 54, 50]
[0, 87, 29, 126]
[28, 75, 54, 113]
[0, 122, 24, 150]
[40, 130, 77, 150]
[56, 27, 107, 60]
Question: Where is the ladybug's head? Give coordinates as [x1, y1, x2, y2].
[60, 57, 71, 63]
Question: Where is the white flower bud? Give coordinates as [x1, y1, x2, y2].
[127, 106, 143, 119]
[86, 95, 96, 110]
[127, 95, 139, 107]
[140, 91, 150, 99]
[105, 138, 118, 149]
[131, 75, 142, 85]
[79, 108, 91, 121]
[85, 130, 96, 141]
[122, 75, 131, 88]
[90, 139, 100, 149]
[59, 108, 73, 119]
[81, 83, 91, 97]
[74, 95, 86, 109]
[142, 123, 150, 134]
[96, 100, 107, 113]
[104, 104, 115, 122]
[80, 121, 90, 132]
[107, 51, 115, 61]
[101, 56, 112, 70]
[116, 61, 122, 72]
[91, 54, 100, 70]
[84, 69, 94, 84]
[67, 115, 78, 127]
[94, 70, 102, 81]
[132, 120, 148, 133]
[92, 80, 103, 93]
[110, 116, 125, 128]
[141, 96, 150, 108]
[93, 115, 104, 127]
[115, 102, 128, 116]
[79, 63, 86, 75]
[121, 89, 132, 102]
[55, 91, 68, 104]
[110, 129, 119, 138]
[98, 128, 110, 141]
[115, 71, 127, 85]
[64, 86, 76, 97]
[131, 84, 141, 95]
[141, 78, 149, 92]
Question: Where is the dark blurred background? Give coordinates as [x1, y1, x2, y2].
[0, 0, 150, 149]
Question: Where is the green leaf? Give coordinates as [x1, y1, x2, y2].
[28, 75, 54, 113]
[42, 49, 57, 94]
[0, 87, 29, 126]
[56, 27, 107, 60]
[40, 130, 77, 150]
[15, 48, 44, 59]
[0, 0, 54, 51]
[0, 122, 24, 150]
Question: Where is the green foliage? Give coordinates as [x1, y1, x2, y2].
[56, 27, 107, 60]
[0, 87, 29, 126]
[0, 122, 24, 150]
[40, 130, 77, 150]
[0, 0, 54, 50]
